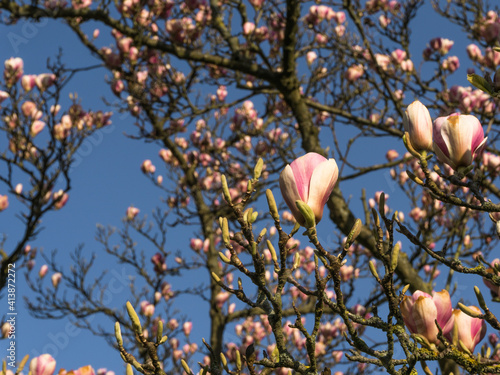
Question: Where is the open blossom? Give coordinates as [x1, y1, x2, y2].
[400, 289, 452, 344]
[443, 307, 487, 353]
[279, 153, 338, 227]
[30, 354, 56, 375]
[403, 100, 433, 151]
[433, 113, 487, 170]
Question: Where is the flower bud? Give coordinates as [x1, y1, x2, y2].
[29, 354, 56, 375]
[279, 153, 338, 227]
[400, 289, 452, 344]
[403, 100, 433, 152]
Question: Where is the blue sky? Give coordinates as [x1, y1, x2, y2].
[0, 2, 492, 374]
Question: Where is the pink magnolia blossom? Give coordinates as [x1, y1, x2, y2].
[443, 307, 487, 353]
[126, 206, 140, 220]
[51, 273, 62, 288]
[31, 121, 46, 137]
[306, 51, 318, 66]
[151, 253, 167, 273]
[400, 289, 452, 344]
[243, 22, 255, 35]
[466, 44, 483, 61]
[39, 265, 49, 278]
[73, 366, 96, 375]
[345, 64, 364, 81]
[4, 57, 24, 85]
[29, 354, 56, 375]
[53, 190, 69, 209]
[0, 195, 8, 211]
[36, 73, 56, 91]
[183, 321, 193, 336]
[2, 322, 11, 338]
[441, 56, 460, 72]
[21, 75, 37, 91]
[433, 113, 487, 170]
[140, 301, 155, 317]
[141, 159, 156, 173]
[279, 153, 338, 227]
[403, 100, 433, 152]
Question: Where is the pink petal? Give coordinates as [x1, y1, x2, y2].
[307, 159, 338, 223]
[279, 165, 304, 224]
[289, 153, 327, 202]
[432, 289, 453, 329]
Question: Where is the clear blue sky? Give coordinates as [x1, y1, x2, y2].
[0, 2, 488, 374]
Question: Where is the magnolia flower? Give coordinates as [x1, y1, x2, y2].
[400, 289, 452, 344]
[279, 153, 338, 227]
[126, 206, 139, 220]
[29, 354, 56, 375]
[443, 307, 487, 353]
[403, 100, 433, 152]
[51, 273, 62, 288]
[433, 113, 487, 170]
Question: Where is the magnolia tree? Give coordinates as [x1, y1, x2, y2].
[1, 0, 500, 374]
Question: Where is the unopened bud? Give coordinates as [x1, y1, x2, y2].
[474, 286, 487, 310]
[220, 353, 228, 368]
[406, 170, 424, 185]
[126, 364, 133, 375]
[220, 217, 230, 246]
[345, 218, 362, 248]
[266, 189, 280, 221]
[378, 192, 385, 217]
[267, 240, 278, 264]
[126, 302, 143, 335]
[211, 272, 220, 282]
[235, 349, 242, 371]
[369, 260, 380, 281]
[156, 320, 163, 343]
[295, 200, 315, 228]
[254, 158, 263, 179]
[181, 359, 191, 375]
[115, 321, 123, 346]
[458, 302, 482, 318]
[391, 242, 400, 272]
[221, 175, 232, 205]
[292, 252, 301, 270]
[219, 252, 231, 264]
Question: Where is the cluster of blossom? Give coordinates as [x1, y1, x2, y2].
[345, 46, 413, 83]
[14, 354, 111, 375]
[400, 289, 486, 353]
[403, 100, 487, 171]
[444, 85, 496, 114]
